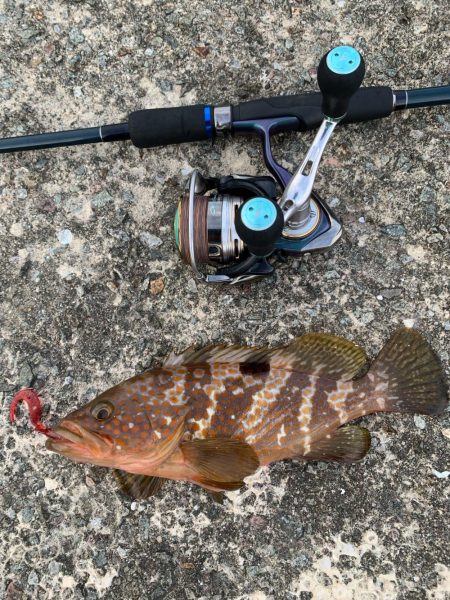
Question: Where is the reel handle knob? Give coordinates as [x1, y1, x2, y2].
[235, 197, 284, 258]
[317, 46, 365, 119]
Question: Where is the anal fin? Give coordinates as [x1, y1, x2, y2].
[113, 470, 165, 499]
[302, 425, 371, 463]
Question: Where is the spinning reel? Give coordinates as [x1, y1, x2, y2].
[174, 46, 364, 283]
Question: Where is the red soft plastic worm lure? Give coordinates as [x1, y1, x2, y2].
[10, 388, 63, 440]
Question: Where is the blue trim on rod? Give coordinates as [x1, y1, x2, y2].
[204, 106, 213, 138]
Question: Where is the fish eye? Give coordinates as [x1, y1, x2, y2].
[92, 401, 114, 421]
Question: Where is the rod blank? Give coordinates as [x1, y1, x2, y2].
[394, 85, 450, 110]
[0, 123, 129, 154]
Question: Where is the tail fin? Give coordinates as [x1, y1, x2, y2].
[368, 328, 448, 415]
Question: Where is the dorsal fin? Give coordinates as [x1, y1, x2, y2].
[164, 344, 278, 368]
[164, 333, 367, 381]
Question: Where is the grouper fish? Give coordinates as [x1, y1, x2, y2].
[13, 328, 448, 500]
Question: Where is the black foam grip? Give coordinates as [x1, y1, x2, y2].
[128, 104, 209, 148]
[232, 86, 394, 131]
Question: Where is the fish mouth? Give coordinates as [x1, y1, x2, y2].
[45, 421, 112, 457]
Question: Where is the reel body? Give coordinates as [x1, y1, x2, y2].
[175, 172, 280, 283]
[174, 45, 367, 284]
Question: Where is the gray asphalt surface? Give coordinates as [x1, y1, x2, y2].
[0, 1, 449, 599]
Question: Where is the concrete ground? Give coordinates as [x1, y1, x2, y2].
[0, 1, 449, 598]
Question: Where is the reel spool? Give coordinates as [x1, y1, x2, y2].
[175, 176, 245, 266]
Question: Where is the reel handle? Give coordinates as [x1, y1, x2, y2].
[317, 46, 365, 119]
[278, 46, 365, 226]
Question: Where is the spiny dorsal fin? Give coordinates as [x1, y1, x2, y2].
[164, 344, 278, 368]
[113, 470, 165, 499]
[302, 425, 371, 463]
[164, 333, 367, 381]
[181, 438, 260, 485]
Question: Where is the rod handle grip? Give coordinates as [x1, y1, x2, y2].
[128, 105, 212, 148]
[232, 87, 393, 130]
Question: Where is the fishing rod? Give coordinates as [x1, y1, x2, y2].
[1, 45, 449, 284]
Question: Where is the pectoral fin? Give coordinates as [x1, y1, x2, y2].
[113, 470, 165, 499]
[302, 425, 371, 463]
[181, 438, 260, 489]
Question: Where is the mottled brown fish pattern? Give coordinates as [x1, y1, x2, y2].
[44, 328, 448, 499]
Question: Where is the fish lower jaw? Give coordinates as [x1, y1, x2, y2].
[45, 428, 81, 453]
[45, 439, 83, 456]
[45, 423, 113, 460]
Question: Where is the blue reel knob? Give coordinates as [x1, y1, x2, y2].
[235, 197, 284, 258]
[326, 46, 361, 75]
[317, 45, 365, 119]
[240, 197, 278, 231]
